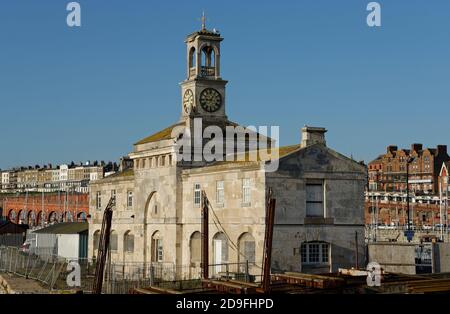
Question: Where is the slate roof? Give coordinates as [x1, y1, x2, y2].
[135, 123, 184, 145]
[212, 144, 302, 166]
[0, 221, 28, 234]
[33, 222, 88, 235]
[134, 120, 273, 146]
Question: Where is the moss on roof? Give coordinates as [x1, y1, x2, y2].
[214, 144, 302, 165]
[117, 168, 134, 177]
[103, 168, 134, 179]
[134, 123, 184, 145]
[275, 144, 302, 158]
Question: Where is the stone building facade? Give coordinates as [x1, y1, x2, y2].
[88, 23, 366, 277]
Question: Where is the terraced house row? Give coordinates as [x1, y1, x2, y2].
[0, 161, 118, 193]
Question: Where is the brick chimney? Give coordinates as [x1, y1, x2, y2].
[387, 145, 398, 154]
[301, 126, 327, 148]
[411, 143, 422, 152]
[437, 145, 447, 156]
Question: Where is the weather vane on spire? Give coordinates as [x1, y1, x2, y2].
[201, 10, 206, 30]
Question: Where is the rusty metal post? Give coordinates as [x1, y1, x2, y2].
[245, 260, 249, 283]
[201, 191, 209, 280]
[262, 188, 275, 293]
[355, 231, 359, 269]
[93, 196, 115, 294]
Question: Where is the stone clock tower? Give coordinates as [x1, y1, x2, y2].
[180, 17, 228, 124]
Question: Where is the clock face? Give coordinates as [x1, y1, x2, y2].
[183, 89, 194, 113]
[200, 88, 222, 113]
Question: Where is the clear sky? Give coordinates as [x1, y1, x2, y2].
[0, 0, 449, 169]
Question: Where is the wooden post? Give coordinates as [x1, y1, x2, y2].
[262, 188, 275, 293]
[245, 260, 249, 283]
[93, 196, 115, 294]
[201, 191, 209, 280]
[355, 231, 359, 269]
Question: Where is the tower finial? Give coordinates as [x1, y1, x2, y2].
[201, 10, 206, 30]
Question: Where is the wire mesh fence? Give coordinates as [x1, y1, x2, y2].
[0, 246, 255, 293]
[207, 262, 259, 283]
[0, 234, 24, 247]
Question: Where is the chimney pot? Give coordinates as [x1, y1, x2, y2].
[387, 145, 398, 154]
[437, 145, 447, 155]
[301, 126, 327, 148]
[411, 143, 423, 152]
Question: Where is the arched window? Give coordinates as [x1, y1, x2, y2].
[77, 212, 87, 222]
[238, 233, 255, 265]
[151, 231, 163, 262]
[110, 230, 118, 252]
[66, 211, 73, 222]
[124, 231, 134, 253]
[28, 211, 36, 227]
[8, 210, 17, 223]
[48, 211, 57, 223]
[148, 192, 161, 218]
[213, 232, 228, 274]
[36, 211, 42, 226]
[201, 46, 215, 68]
[190, 231, 201, 264]
[189, 46, 196, 68]
[18, 210, 26, 224]
[93, 230, 101, 251]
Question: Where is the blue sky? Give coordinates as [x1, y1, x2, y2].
[0, 0, 449, 169]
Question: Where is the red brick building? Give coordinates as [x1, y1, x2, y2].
[2, 193, 89, 227]
[368, 144, 450, 195]
[364, 195, 447, 226]
[366, 144, 450, 228]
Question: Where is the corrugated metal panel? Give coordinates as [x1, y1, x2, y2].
[57, 234, 79, 259]
[79, 231, 88, 259]
[35, 233, 58, 257]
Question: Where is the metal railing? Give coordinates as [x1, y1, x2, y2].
[207, 262, 258, 283]
[0, 246, 254, 293]
[200, 66, 215, 77]
[189, 66, 216, 78]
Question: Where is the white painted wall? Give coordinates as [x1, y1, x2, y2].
[1, 172, 9, 184]
[57, 234, 79, 259]
[59, 165, 68, 181]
